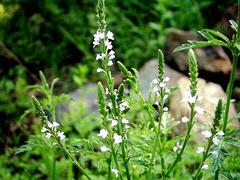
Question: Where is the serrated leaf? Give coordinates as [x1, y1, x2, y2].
[224, 137, 240, 147]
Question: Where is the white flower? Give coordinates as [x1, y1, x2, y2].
[122, 118, 129, 124]
[97, 67, 104, 73]
[45, 133, 51, 139]
[57, 131, 65, 140]
[108, 50, 115, 60]
[201, 130, 212, 138]
[111, 120, 118, 127]
[108, 60, 113, 66]
[181, 91, 197, 104]
[113, 134, 122, 144]
[98, 129, 108, 139]
[196, 147, 205, 154]
[159, 82, 166, 88]
[173, 141, 182, 152]
[111, 169, 119, 177]
[119, 101, 129, 112]
[181, 116, 189, 123]
[100, 146, 110, 152]
[125, 125, 130, 129]
[41, 127, 48, 133]
[47, 121, 59, 129]
[213, 136, 220, 145]
[201, 164, 208, 170]
[163, 107, 168, 112]
[106, 31, 114, 40]
[216, 130, 224, 136]
[196, 107, 204, 114]
[152, 78, 158, 84]
[164, 77, 170, 82]
[104, 40, 113, 50]
[96, 53, 106, 61]
[93, 31, 105, 47]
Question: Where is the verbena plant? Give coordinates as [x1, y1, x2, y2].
[29, 0, 240, 179]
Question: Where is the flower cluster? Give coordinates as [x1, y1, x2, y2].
[93, 30, 115, 68]
[201, 129, 224, 145]
[151, 77, 170, 95]
[41, 121, 66, 141]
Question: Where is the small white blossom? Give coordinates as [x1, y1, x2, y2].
[196, 107, 204, 114]
[108, 60, 113, 66]
[108, 50, 115, 60]
[100, 146, 110, 152]
[201, 164, 208, 170]
[164, 77, 170, 82]
[196, 147, 205, 154]
[181, 116, 189, 123]
[122, 118, 129, 124]
[113, 134, 122, 144]
[57, 131, 65, 140]
[47, 121, 59, 129]
[106, 31, 114, 40]
[97, 67, 104, 73]
[111, 120, 118, 127]
[125, 125, 130, 129]
[181, 91, 197, 104]
[104, 40, 113, 50]
[93, 31, 105, 47]
[201, 130, 212, 138]
[152, 78, 158, 84]
[98, 129, 108, 139]
[41, 127, 48, 133]
[119, 101, 129, 112]
[163, 107, 168, 112]
[96, 53, 106, 61]
[111, 169, 119, 177]
[216, 130, 224, 136]
[213, 136, 220, 145]
[159, 82, 166, 88]
[173, 141, 182, 152]
[45, 133, 51, 139]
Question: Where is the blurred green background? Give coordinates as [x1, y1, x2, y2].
[0, 0, 237, 179]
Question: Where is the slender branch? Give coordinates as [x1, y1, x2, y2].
[165, 105, 195, 176]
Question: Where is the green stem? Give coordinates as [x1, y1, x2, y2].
[222, 52, 238, 132]
[54, 136, 91, 180]
[105, 63, 131, 180]
[51, 151, 56, 180]
[137, 91, 165, 175]
[193, 136, 213, 179]
[165, 105, 195, 177]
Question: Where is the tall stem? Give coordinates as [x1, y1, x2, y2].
[222, 52, 238, 132]
[165, 105, 195, 176]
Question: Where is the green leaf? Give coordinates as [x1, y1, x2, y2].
[173, 41, 213, 52]
[224, 137, 240, 147]
[229, 20, 238, 32]
[200, 29, 230, 44]
[97, 82, 107, 119]
[229, 113, 240, 123]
